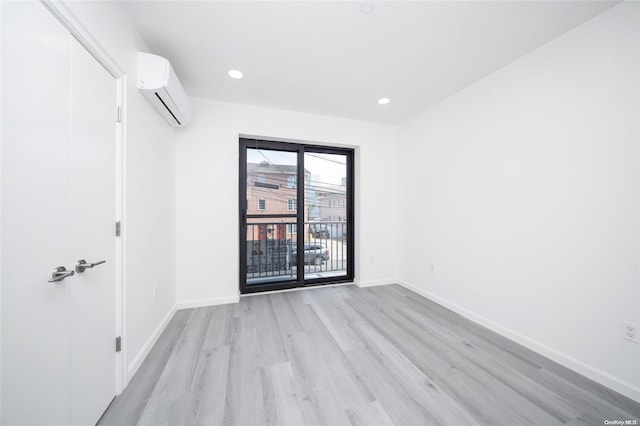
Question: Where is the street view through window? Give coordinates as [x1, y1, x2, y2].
[244, 146, 350, 288]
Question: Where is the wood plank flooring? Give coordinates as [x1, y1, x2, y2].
[99, 284, 640, 426]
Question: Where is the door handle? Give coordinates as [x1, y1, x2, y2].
[75, 259, 106, 273]
[49, 266, 75, 283]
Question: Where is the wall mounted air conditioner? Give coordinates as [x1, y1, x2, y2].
[137, 52, 192, 127]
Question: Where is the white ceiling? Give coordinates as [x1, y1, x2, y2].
[122, 1, 617, 124]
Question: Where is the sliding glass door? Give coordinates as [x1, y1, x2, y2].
[239, 138, 354, 293]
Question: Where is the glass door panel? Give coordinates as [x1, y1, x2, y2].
[245, 148, 298, 287]
[303, 152, 348, 281]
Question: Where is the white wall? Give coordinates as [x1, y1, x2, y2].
[399, 2, 640, 401]
[60, 1, 177, 381]
[175, 98, 399, 306]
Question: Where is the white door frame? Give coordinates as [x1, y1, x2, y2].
[40, 0, 128, 394]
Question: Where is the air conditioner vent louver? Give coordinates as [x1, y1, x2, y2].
[154, 92, 181, 126]
[137, 52, 191, 127]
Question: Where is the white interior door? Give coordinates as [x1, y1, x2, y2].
[69, 37, 117, 425]
[1, 2, 73, 424]
[1, 2, 118, 425]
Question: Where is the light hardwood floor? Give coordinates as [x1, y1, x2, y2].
[99, 284, 640, 426]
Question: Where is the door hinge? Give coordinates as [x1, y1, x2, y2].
[115, 336, 122, 353]
[116, 106, 122, 123]
[115, 221, 121, 237]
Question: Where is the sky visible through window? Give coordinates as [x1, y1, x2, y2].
[246, 149, 346, 185]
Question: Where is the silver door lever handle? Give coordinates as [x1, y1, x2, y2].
[49, 266, 75, 283]
[75, 259, 106, 273]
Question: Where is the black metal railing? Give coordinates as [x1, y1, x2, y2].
[246, 221, 347, 284]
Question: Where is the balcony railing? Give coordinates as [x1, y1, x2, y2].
[246, 221, 347, 284]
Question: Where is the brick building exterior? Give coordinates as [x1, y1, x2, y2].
[246, 161, 309, 241]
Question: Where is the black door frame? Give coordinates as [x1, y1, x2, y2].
[239, 138, 355, 294]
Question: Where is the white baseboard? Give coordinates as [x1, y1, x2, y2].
[356, 278, 398, 288]
[126, 304, 177, 383]
[397, 280, 640, 403]
[176, 295, 240, 310]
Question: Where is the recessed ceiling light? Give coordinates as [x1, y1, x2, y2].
[228, 69, 244, 79]
[377, 98, 390, 105]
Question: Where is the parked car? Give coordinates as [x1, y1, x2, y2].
[309, 223, 330, 239]
[291, 243, 330, 266]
